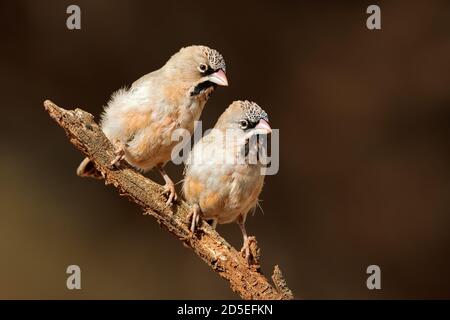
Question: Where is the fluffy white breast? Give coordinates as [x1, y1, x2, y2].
[184, 129, 265, 224]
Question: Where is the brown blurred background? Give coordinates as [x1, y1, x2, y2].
[0, 0, 449, 299]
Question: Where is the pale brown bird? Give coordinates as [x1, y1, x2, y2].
[77, 45, 228, 204]
[183, 100, 272, 261]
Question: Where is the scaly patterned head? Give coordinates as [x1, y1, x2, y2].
[204, 48, 226, 73]
[214, 100, 271, 137]
[240, 100, 269, 124]
[164, 45, 228, 97]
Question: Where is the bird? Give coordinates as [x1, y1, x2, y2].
[76, 45, 228, 205]
[182, 100, 272, 262]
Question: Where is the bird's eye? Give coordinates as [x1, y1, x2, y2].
[198, 63, 208, 73]
[239, 119, 249, 129]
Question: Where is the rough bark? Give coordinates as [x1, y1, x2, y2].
[43, 99, 293, 300]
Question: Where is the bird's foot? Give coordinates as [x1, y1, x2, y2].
[180, 206, 200, 243]
[188, 204, 201, 234]
[109, 147, 125, 168]
[240, 236, 260, 267]
[241, 238, 252, 264]
[157, 164, 177, 206]
[162, 180, 178, 206]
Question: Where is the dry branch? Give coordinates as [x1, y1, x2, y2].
[43, 99, 293, 300]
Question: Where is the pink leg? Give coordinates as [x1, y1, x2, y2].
[110, 141, 126, 168]
[237, 214, 251, 263]
[157, 164, 178, 206]
[189, 203, 201, 233]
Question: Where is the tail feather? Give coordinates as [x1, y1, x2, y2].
[76, 157, 103, 179]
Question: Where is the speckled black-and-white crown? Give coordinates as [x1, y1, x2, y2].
[239, 100, 269, 123]
[205, 48, 226, 72]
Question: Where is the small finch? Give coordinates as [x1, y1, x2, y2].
[77, 45, 228, 205]
[183, 100, 272, 262]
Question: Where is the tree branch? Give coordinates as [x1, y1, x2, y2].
[43, 100, 293, 300]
